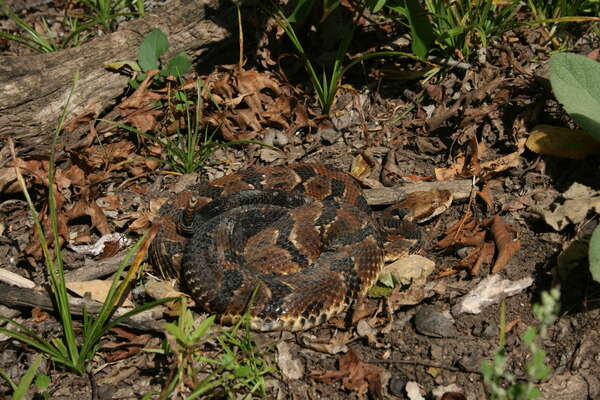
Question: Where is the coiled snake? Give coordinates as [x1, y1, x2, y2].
[149, 163, 426, 331]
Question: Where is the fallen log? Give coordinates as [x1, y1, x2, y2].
[0, 0, 236, 157]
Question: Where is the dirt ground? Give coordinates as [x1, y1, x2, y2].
[1, 1, 600, 399]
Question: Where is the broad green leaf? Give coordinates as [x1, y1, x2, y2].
[161, 52, 192, 78]
[138, 28, 169, 72]
[34, 373, 50, 391]
[550, 53, 600, 142]
[588, 224, 600, 283]
[404, 0, 433, 58]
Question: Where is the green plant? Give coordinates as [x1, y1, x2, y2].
[0, 0, 143, 52]
[0, 5, 60, 53]
[482, 289, 560, 400]
[77, 0, 144, 32]
[0, 354, 48, 399]
[549, 53, 600, 283]
[588, 224, 600, 283]
[147, 299, 273, 399]
[118, 28, 192, 88]
[273, 1, 414, 114]
[526, 0, 600, 42]
[103, 77, 274, 173]
[549, 53, 600, 141]
[386, 0, 520, 61]
[0, 74, 171, 375]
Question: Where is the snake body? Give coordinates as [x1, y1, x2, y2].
[149, 163, 394, 331]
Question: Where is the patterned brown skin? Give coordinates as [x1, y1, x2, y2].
[148, 163, 387, 331]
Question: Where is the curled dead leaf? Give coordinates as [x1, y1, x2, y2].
[311, 349, 385, 399]
[526, 125, 600, 159]
[486, 215, 520, 273]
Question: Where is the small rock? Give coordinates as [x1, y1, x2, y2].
[429, 343, 443, 360]
[389, 375, 408, 397]
[276, 342, 304, 380]
[414, 305, 459, 338]
[479, 321, 498, 338]
[406, 381, 425, 400]
[259, 148, 283, 162]
[320, 128, 342, 145]
[456, 351, 480, 372]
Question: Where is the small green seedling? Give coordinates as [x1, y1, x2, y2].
[146, 298, 273, 399]
[482, 288, 560, 400]
[134, 29, 191, 87]
[107, 28, 192, 88]
[0, 354, 47, 400]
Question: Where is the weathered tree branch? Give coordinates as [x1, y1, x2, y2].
[0, 0, 237, 158]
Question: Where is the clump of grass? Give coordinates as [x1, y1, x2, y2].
[0, 73, 170, 376]
[0, 354, 49, 399]
[0, 0, 143, 53]
[482, 288, 560, 400]
[271, 1, 415, 114]
[146, 298, 274, 399]
[105, 77, 272, 174]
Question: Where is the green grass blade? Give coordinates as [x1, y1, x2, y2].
[12, 354, 43, 400]
[0, 368, 17, 392]
[0, 323, 65, 362]
[104, 297, 177, 331]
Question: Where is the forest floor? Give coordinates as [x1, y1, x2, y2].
[1, 1, 600, 399]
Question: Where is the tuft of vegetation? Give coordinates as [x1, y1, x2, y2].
[146, 299, 274, 399]
[0, 354, 49, 400]
[0, 74, 171, 376]
[482, 289, 560, 400]
[387, 0, 520, 61]
[0, 0, 143, 52]
[272, 0, 414, 114]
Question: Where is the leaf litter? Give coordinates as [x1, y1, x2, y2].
[1, 6, 600, 399]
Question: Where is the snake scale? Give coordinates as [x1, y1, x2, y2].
[148, 163, 424, 331]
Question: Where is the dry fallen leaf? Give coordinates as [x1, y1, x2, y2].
[311, 349, 385, 399]
[526, 125, 600, 159]
[104, 327, 152, 362]
[486, 215, 520, 273]
[535, 182, 600, 231]
[67, 279, 134, 307]
[452, 274, 533, 315]
[435, 154, 466, 181]
[300, 331, 353, 355]
[276, 341, 304, 380]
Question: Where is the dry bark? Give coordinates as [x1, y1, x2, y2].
[0, 0, 236, 158]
